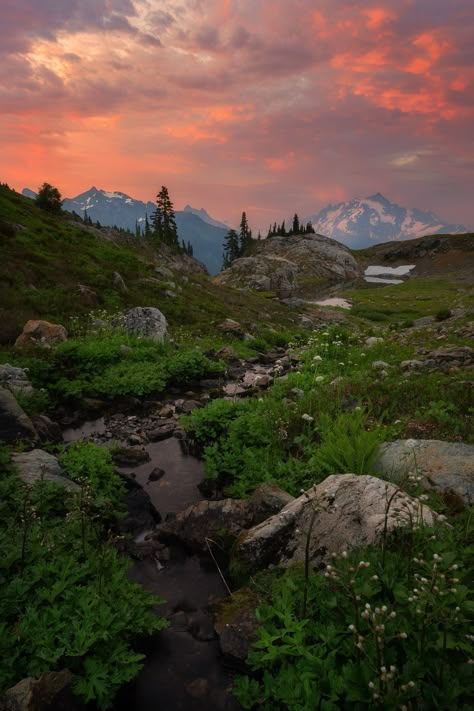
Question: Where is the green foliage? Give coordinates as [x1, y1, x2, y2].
[310, 411, 384, 476]
[234, 523, 474, 710]
[0, 446, 166, 709]
[35, 182, 63, 214]
[60, 441, 125, 510]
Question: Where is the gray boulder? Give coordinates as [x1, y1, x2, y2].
[376, 439, 474, 505]
[113, 271, 128, 293]
[215, 255, 298, 296]
[234, 474, 439, 571]
[122, 307, 168, 342]
[11, 450, 79, 491]
[0, 364, 34, 396]
[0, 388, 37, 443]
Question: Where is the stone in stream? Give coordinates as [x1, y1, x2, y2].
[148, 422, 176, 441]
[111, 446, 151, 467]
[148, 467, 165, 482]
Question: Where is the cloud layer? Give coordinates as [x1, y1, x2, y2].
[1, 0, 473, 229]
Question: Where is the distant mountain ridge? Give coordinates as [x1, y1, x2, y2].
[305, 193, 466, 249]
[22, 187, 227, 274]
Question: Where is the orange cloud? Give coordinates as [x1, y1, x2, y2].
[362, 7, 396, 30]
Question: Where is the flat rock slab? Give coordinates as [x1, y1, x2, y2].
[376, 439, 474, 505]
[11, 450, 79, 492]
[234, 474, 439, 572]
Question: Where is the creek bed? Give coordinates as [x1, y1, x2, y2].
[63, 419, 239, 711]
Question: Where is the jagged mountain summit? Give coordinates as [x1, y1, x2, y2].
[22, 187, 227, 274]
[305, 193, 466, 249]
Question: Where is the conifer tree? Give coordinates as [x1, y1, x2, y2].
[152, 186, 179, 248]
[222, 228, 240, 269]
[239, 211, 253, 256]
[292, 213, 300, 234]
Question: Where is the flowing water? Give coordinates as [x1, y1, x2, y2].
[63, 419, 239, 711]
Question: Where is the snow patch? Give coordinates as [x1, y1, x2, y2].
[365, 265, 416, 277]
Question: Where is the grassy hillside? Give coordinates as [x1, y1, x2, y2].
[0, 185, 298, 344]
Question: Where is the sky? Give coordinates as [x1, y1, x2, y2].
[1, 0, 474, 231]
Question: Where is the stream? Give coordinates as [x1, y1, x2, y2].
[63, 416, 239, 711]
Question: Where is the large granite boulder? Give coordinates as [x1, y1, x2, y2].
[376, 439, 474, 505]
[215, 234, 361, 294]
[11, 450, 79, 492]
[0, 388, 37, 443]
[121, 307, 168, 342]
[14, 320, 67, 349]
[0, 365, 34, 396]
[3, 670, 73, 711]
[234, 474, 440, 572]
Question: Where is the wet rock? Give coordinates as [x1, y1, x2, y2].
[15, 320, 68, 350]
[4, 670, 73, 711]
[121, 307, 168, 343]
[214, 588, 260, 662]
[376, 439, 474, 505]
[148, 467, 165, 482]
[30, 414, 62, 443]
[0, 364, 34, 396]
[148, 422, 176, 441]
[159, 405, 175, 418]
[128, 433, 146, 446]
[185, 678, 210, 700]
[0, 388, 38, 443]
[187, 611, 216, 642]
[12, 450, 79, 492]
[121, 487, 161, 535]
[181, 400, 201, 414]
[234, 474, 441, 571]
[112, 446, 151, 466]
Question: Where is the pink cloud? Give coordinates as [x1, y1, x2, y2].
[0, 0, 473, 230]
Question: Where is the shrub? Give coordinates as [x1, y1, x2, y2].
[435, 308, 452, 321]
[60, 441, 125, 510]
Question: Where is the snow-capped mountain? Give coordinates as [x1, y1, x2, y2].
[305, 193, 466, 249]
[22, 187, 228, 274]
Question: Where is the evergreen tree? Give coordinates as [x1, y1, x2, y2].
[222, 228, 240, 269]
[35, 182, 62, 214]
[239, 211, 253, 256]
[152, 186, 178, 248]
[305, 220, 315, 234]
[292, 213, 300, 234]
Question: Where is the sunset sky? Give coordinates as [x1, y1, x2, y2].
[2, 0, 473, 230]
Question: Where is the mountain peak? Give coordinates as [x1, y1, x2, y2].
[366, 192, 389, 204]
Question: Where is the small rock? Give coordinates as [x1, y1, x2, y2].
[148, 467, 165, 482]
[181, 400, 201, 414]
[365, 336, 383, 347]
[0, 364, 34, 396]
[148, 422, 176, 441]
[12, 450, 79, 491]
[5, 670, 73, 711]
[113, 271, 128, 293]
[112, 447, 151, 466]
[185, 678, 210, 700]
[15, 320, 67, 349]
[217, 319, 244, 337]
[158, 405, 174, 418]
[372, 360, 390, 370]
[0, 388, 38, 443]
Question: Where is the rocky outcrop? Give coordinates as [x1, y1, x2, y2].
[215, 234, 361, 295]
[14, 320, 67, 349]
[0, 365, 34, 396]
[376, 439, 474, 505]
[234, 475, 439, 572]
[11, 450, 79, 491]
[401, 346, 474, 372]
[0, 388, 37, 443]
[121, 307, 168, 342]
[216, 255, 299, 296]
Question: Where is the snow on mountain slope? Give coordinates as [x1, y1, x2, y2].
[305, 193, 466, 249]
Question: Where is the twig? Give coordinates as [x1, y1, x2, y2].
[205, 537, 233, 597]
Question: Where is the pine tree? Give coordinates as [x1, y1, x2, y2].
[292, 213, 300, 235]
[239, 211, 253, 256]
[222, 228, 240, 269]
[144, 213, 151, 240]
[35, 182, 62, 214]
[152, 186, 179, 248]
